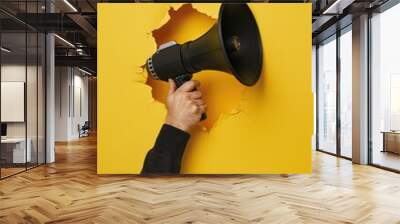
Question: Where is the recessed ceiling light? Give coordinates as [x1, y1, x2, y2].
[54, 34, 75, 48]
[1, 47, 11, 53]
[77, 67, 94, 76]
[322, 0, 354, 15]
[63, 0, 78, 12]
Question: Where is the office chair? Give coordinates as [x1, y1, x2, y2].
[79, 121, 90, 138]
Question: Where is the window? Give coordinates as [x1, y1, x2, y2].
[317, 36, 337, 154]
[316, 25, 353, 158]
[371, 2, 400, 171]
[339, 28, 352, 158]
[390, 74, 400, 130]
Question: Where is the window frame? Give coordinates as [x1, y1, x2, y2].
[316, 24, 353, 161]
[367, 0, 400, 173]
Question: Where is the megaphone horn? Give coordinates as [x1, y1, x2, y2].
[146, 3, 263, 120]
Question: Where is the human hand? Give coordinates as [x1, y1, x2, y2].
[165, 79, 207, 132]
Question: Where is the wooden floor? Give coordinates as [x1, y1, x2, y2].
[1, 135, 400, 223]
[1, 167, 26, 178]
[372, 150, 400, 171]
[1, 163, 44, 178]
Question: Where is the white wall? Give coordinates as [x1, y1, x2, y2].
[1, 65, 38, 138]
[55, 67, 70, 141]
[55, 67, 89, 141]
[1, 82, 25, 122]
[72, 73, 89, 138]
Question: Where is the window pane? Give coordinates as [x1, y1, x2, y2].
[318, 36, 337, 154]
[0, 1, 46, 179]
[371, 3, 400, 171]
[340, 29, 352, 158]
[1, 31, 28, 177]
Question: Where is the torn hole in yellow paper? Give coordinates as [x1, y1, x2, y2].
[144, 3, 247, 130]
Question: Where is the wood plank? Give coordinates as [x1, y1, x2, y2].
[0, 134, 400, 223]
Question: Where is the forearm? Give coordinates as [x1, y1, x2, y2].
[141, 124, 190, 174]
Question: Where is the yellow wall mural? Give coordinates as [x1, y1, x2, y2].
[97, 3, 313, 174]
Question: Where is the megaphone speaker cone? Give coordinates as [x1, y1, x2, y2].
[218, 4, 263, 86]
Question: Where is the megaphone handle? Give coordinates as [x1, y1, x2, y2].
[174, 74, 207, 121]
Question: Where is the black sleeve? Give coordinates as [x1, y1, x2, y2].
[141, 124, 190, 174]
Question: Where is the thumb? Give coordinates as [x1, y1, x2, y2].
[168, 79, 176, 95]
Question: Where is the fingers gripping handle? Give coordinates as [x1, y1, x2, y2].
[173, 74, 193, 87]
[174, 74, 207, 121]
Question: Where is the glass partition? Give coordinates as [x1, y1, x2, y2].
[0, 1, 46, 179]
[1, 31, 28, 177]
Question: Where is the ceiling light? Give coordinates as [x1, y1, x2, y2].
[63, 0, 78, 12]
[1, 47, 11, 53]
[76, 48, 85, 55]
[78, 67, 94, 76]
[322, 0, 354, 15]
[54, 34, 75, 48]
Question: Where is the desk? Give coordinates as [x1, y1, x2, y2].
[382, 131, 400, 154]
[1, 138, 31, 164]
